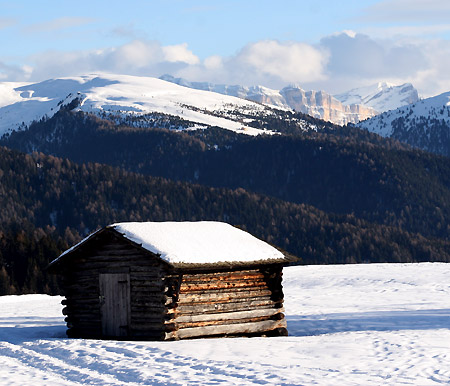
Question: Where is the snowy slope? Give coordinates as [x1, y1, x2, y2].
[335, 82, 419, 113]
[358, 91, 450, 137]
[0, 74, 276, 137]
[160, 74, 290, 109]
[1, 263, 450, 385]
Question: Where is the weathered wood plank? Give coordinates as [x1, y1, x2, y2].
[179, 279, 269, 292]
[177, 289, 274, 303]
[171, 307, 284, 324]
[181, 273, 268, 284]
[181, 269, 267, 279]
[169, 299, 283, 315]
[174, 314, 283, 329]
[166, 319, 287, 340]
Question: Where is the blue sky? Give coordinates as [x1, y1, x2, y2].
[1, 0, 450, 96]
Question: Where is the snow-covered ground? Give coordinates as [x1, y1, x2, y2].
[1, 263, 449, 385]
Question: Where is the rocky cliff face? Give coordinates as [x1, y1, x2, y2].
[280, 86, 377, 125]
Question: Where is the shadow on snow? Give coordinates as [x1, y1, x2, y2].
[287, 308, 450, 336]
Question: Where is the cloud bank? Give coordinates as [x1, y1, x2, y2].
[1, 32, 450, 97]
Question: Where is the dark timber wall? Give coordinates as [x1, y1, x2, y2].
[54, 229, 288, 340]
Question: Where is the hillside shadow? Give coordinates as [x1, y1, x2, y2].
[287, 308, 450, 336]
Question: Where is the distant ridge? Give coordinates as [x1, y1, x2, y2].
[161, 75, 419, 125]
[358, 91, 450, 156]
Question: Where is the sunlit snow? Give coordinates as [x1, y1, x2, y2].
[0, 73, 274, 137]
[1, 263, 449, 385]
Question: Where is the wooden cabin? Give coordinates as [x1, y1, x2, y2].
[48, 221, 296, 340]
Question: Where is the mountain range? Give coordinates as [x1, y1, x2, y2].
[1, 73, 450, 157]
[161, 74, 419, 125]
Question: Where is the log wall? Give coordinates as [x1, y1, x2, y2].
[164, 266, 287, 340]
[61, 234, 168, 339]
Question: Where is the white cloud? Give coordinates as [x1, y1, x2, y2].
[175, 40, 329, 88]
[235, 40, 327, 83]
[204, 55, 223, 70]
[0, 61, 32, 81]
[319, 32, 427, 79]
[162, 43, 199, 65]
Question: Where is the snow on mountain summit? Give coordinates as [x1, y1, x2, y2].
[335, 82, 419, 113]
[0, 73, 275, 137]
[359, 91, 450, 137]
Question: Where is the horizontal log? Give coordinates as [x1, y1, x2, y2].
[64, 315, 101, 323]
[131, 312, 166, 320]
[173, 314, 283, 329]
[131, 291, 164, 299]
[171, 307, 284, 324]
[177, 289, 274, 304]
[69, 321, 101, 329]
[166, 319, 287, 340]
[71, 261, 161, 271]
[64, 291, 100, 299]
[180, 282, 269, 294]
[131, 285, 165, 292]
[177, 296, 284, 309]
[181, 269, 262, 279]
[131, 271, 163, 278]
[130, 322, 164, 331]
[169, 299, 283, 315]
[131, 278, 164, 285]
[64, 313, 101, 321]
[181, 273, 267, 284]
[179, 279, 268, 292]
[131, 266, 167, 273]
[130, 300, 166, 308]
[89, 249, 146, 256]
[64, 285, 99, 293]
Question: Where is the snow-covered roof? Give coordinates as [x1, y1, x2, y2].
[111, 221, 284, 265]
[50, 221, 290, 268]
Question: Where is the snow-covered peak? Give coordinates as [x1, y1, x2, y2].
[335, 82, 419, 113]
[0, 73, 276, 137]
[358, 91, 450, 137]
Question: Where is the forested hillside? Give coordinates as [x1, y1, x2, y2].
[3, 111, 450, 240]
[1, 146, 449, 295]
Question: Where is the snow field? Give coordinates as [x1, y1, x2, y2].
[0, 263, 449, 385]
[0, 74, 273, 137]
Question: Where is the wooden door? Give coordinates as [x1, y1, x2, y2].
[99, 273, 130, 337]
